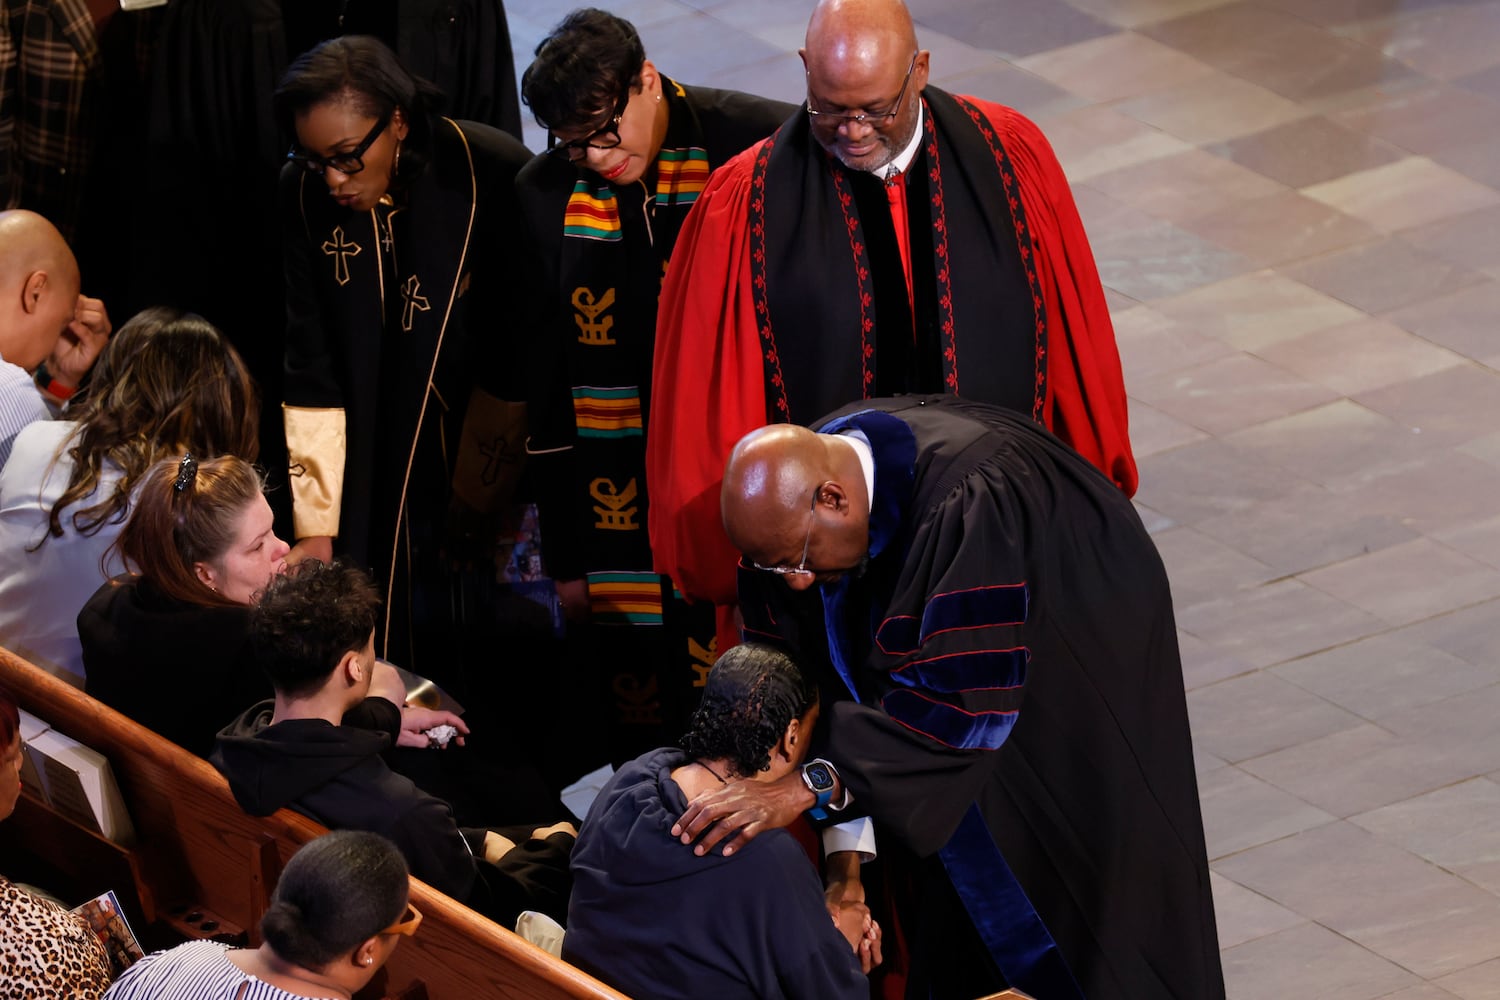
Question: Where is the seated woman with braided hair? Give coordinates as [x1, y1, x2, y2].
[563, 643, 880, 1000]
[106, 830, 416, 999]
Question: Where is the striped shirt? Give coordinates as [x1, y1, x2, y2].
[0, 353, 48, 470]
[105, 941, 343, 999]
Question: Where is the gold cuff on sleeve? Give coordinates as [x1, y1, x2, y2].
[283, 404, 346, 538]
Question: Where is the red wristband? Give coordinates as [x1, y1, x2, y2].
[42, 378, 76, 401]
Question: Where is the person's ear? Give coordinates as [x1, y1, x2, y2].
[192, 562, 219, 593]
[392, 107, 409, 141]
[776, 716, 801, 763]
[818, 481, 849, 514]
[339, 647, 365, 686]
[639, 59, 659, 97]
[914, 49, 931, 93]
[353, 935, 381, 971]
[21, 271, 46, 315]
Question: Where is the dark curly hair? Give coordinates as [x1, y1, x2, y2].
[261, 830, 408, 969]
[520, 8, 646, 133]
[681, 644, 817, 777]
[250, 559, 381, 699]
[275, 35, 445, 187]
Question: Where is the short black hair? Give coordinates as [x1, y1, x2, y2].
[521, 8, 646, 133]
[275, 35, 444, 183]
[261, 830, 408, 969]
[681, 644, 817, 777]
[250, 559, 381, 699]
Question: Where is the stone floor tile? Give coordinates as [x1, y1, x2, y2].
[1134, 436, 1319, 525]
[1301, 157, 1500, 233]
[1187, 670, 1364, 763]
[915, 27, 1018, 81]
[631, 12, 787, 82]
[1180, 190, 1381, 269]
[1386, 282, 1500, 364]
[1375, 3, 1500, 80]
[1432, 514, 1500, 572]
[1177, 628, 1260, 691]
[1215, 821, 1500, 977]
[1178, 577, 1386, 671]
[1090, 217, 1258, 300]
[1298, 538, 1500, 627]
[1272, 631, 1500, 721]
[1283, 237, 1487, 315]
[1431, 134, 1500, 188]
[1352, 366, 1500, 450]
[1454, 61, 1500, 102]
[1031, 104, 1194, 181]
[1126, 398, 1211, 457]
[1138, 3, 1314, 69]
[1063, 0, 1240, 30]
[1133, 499, 1176, 535]
[1378, 988, 1467, 1000]
[1196, 765, 1336, 858]
[1353, 778, 1500, 895]
[1083, 149, 1285, 225]
[1435, 958, 1500, 1000]
[1220, 922, 1419, 1000]
[1459, 432, 1500, 472]
[1222, 397, 1427, 490]
[1405, 599, 1500, 669]
[1332, 84, 1500, 158]
[1254, 317, 1466, 396]
[1149, 270, 1365, 352]
[1153, 525, 1281, 608]
[1016, 30, 1216, 102]
[699, 51, 807, 105]
[1326, 452, 1500, 541]
[1194, 481, 1419, 577]
[906, 0, 1117, 59]
[1230, 30, 1422, 105]
[1209, 872, 1304, 949]
[1242, 722, 1487, 819]
[1111, 305, 1238, 381]
[1211, 115, 1408, 189]
[1113, 71, 1309, 145]
[1128, 353, 1338, 436]
[929, 62, 1084, 118]
[1264, 0, 1456, 28]
[1385, 684, 1500, 777]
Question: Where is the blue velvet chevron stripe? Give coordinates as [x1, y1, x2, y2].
[920, 583, 1028, 643]
[882, 688, 1018, 750]
[890, 646, 1028, 693]
[940, 805, 1084, 1000]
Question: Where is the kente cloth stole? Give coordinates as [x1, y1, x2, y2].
[557, 80, 708, 626]
[750, 87, 1046, 425]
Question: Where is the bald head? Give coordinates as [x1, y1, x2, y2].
[722, 424, 870, 585]
[0, 210, 80, 372]
[801, 0, 928, 172]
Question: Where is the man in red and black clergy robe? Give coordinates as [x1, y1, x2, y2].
[647, 0, 1135, 616]
[684, 395, 1223, 1000]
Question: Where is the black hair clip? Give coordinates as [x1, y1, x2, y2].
[174, 453, 198, 493]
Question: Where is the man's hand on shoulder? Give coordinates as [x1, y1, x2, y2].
[46, 294, 112, 392]
[671, 770, 812, 857]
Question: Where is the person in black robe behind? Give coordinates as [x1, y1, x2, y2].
[274, 35, 537, 697]
[672, 395, 1224, 1000]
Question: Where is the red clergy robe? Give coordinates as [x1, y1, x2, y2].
[647, 97, 1135, 608]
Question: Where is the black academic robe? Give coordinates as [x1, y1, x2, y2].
[738, 396, 1224, 1000]
[514, 82, 791, 757]
[282, 115, 534, 676]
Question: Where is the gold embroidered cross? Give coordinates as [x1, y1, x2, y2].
[321, 227, 362, 286]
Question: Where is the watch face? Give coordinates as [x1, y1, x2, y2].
[804, 762, 835, 792]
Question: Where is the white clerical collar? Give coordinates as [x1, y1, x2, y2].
[871, 102, 925, 183]
[833, 430, 877, 514]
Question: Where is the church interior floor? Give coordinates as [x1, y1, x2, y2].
[508, 2, 1500, 995]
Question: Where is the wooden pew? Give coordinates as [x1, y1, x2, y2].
[0, 646, 627, 1000]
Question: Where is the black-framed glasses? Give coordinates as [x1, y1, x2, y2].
[287, 111, 392, 177]
[806, 52, 919, 128]
[546, 90, 630, 160]
[751, 481, 835, 578]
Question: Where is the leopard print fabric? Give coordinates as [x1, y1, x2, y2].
[0, 876, 113, 999]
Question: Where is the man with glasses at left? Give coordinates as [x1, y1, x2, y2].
[514, 9, 793, 761]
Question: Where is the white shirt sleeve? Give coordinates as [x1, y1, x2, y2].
[821, 816, 877, 863]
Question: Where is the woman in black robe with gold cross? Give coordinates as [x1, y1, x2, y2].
[276, 36, 533, 683]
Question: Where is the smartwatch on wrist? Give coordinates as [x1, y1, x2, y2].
[800, 758, 838, 821]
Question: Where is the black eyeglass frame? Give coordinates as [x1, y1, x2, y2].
[286, 111, 393, 178]
[545, 88, 632, 159]
[805, 52, 920, 128]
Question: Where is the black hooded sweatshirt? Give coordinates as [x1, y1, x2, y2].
[211, 697, 481, 901]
